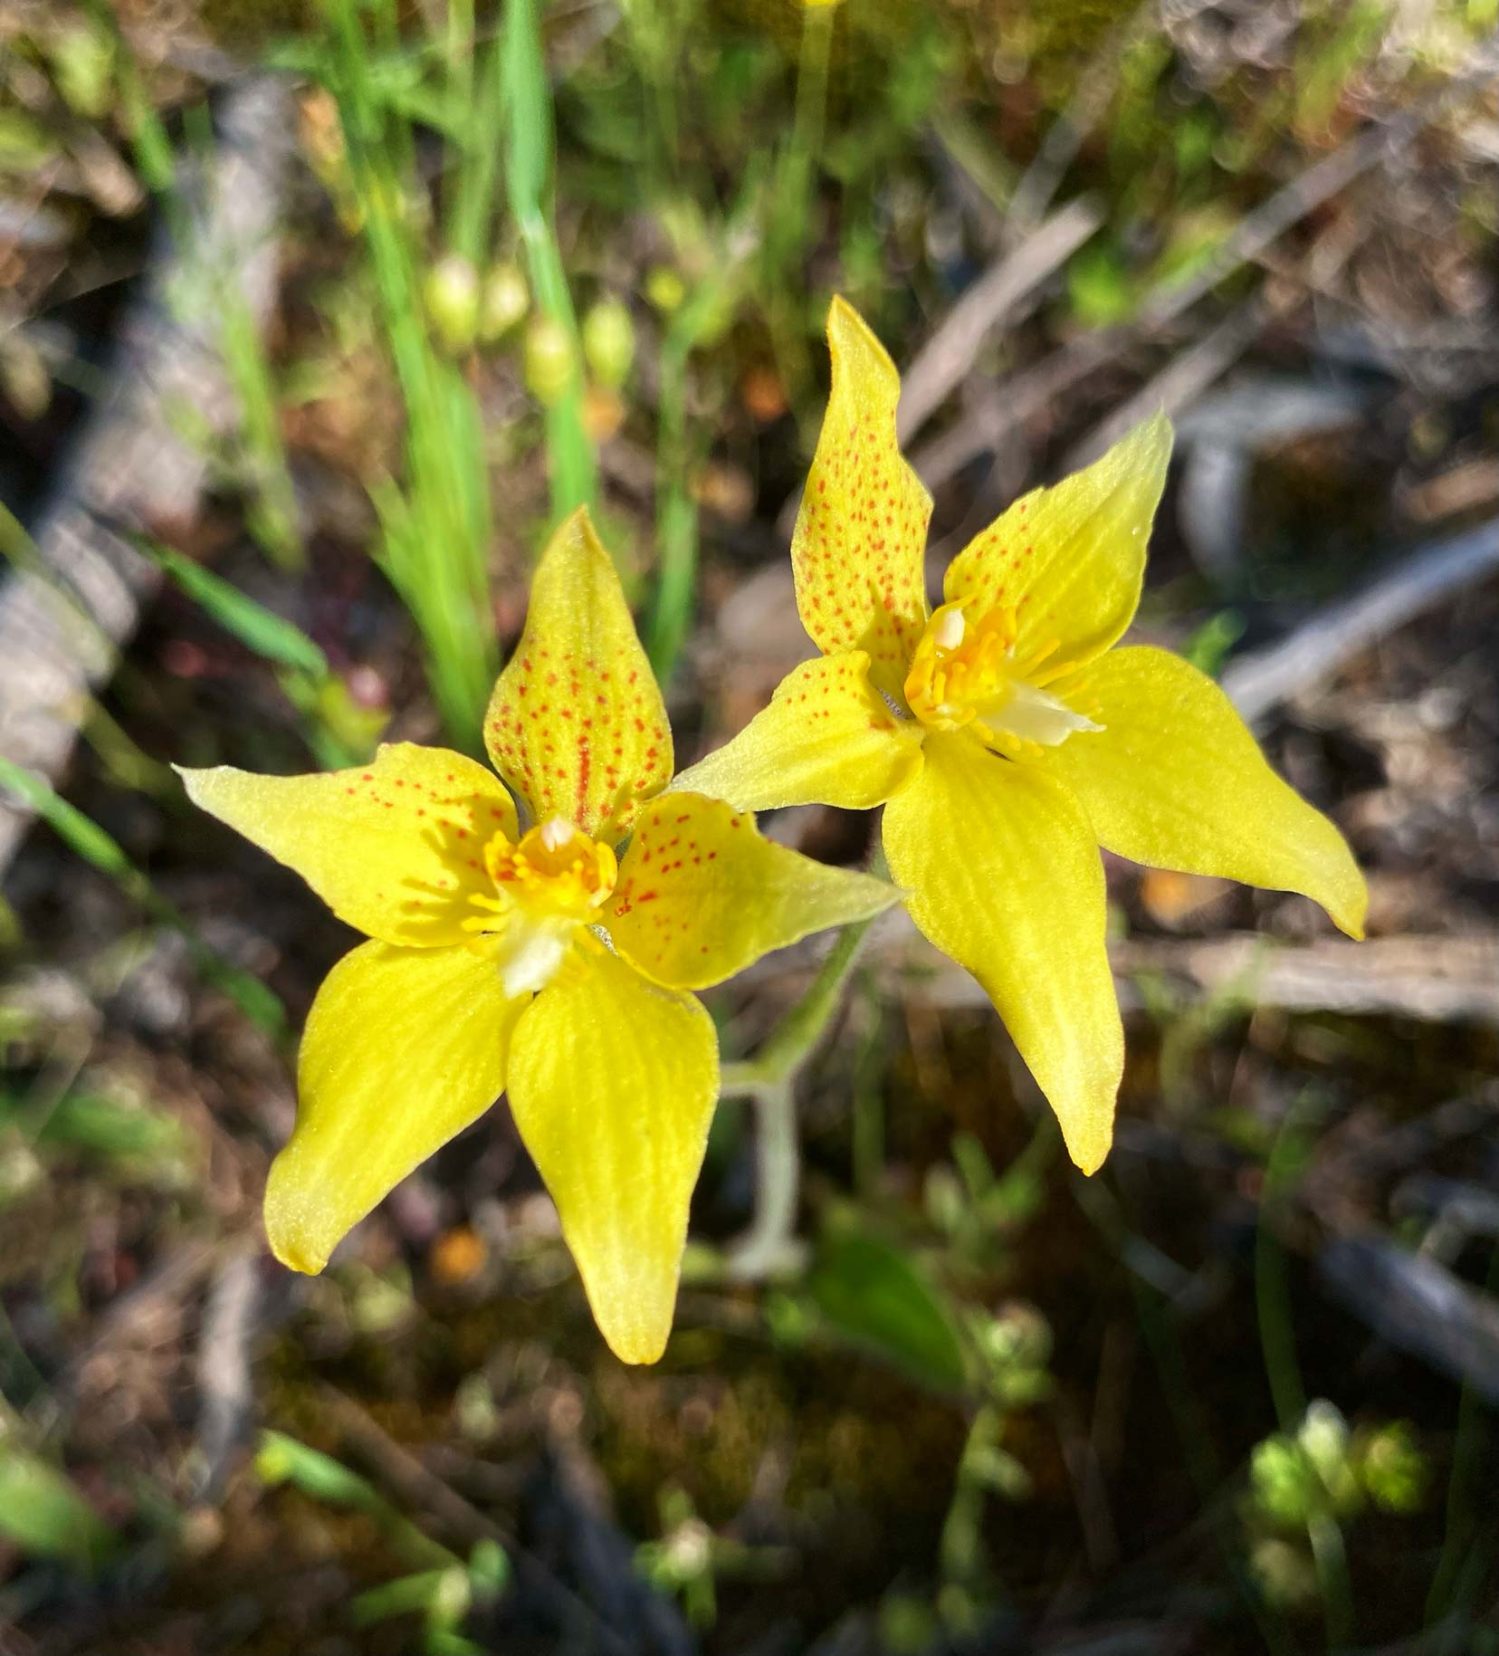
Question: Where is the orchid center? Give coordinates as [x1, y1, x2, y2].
[903, 601, 1100, 756]
[466, 816, 618, 995]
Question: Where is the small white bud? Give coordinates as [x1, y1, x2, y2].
[539, 817, 575, 852]
[933, 608, 966, 651]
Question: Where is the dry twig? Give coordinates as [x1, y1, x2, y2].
[897, 198, 1104, 443]
[912, 34, 1499, 491]
[0, 76, 294, 874]
[1222, 516, 1499, 725]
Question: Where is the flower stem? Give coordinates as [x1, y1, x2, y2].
[1309, 1514, 1356, 1651]
[722, 914, 876, 1279]
[725, 1079, 800, 1282]
[789, 2, 833, 207]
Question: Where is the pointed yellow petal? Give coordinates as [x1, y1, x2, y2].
[485, 508, 671, 843]
[608, 791, 898, 991]
[672, 651, 924, 812]
[792, 298, 932, 694]
[1043, 646, 1367, 938]
[179, 746, 518, 947]
[507, 948, 718, 1363]
[266, 940, 519, 1273]
[881, 732, 1121, 1173]
[943, 415, 1172, 680]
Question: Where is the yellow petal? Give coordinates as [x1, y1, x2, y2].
[792, 298, 932, 694]
[943, 415, 1172, 681]
[266, 939, 519, 1272]
[179, 746, 518, 947]
[1042, 646, 1367, 938]
[485, 508, 671, 843]
[507, 946, 717, 1363]
[881, 731, 1121, 1173]
[608, 790, 898, 991]
[671, 651, 924, 812]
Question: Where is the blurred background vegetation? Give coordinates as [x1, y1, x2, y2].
[2, 0, 1499, 1651]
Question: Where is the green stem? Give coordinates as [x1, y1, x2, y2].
[760, 0, 834, 421]
[850, 995, 884, 1199]
[1256, 1098, 1356, 1650]
[326, 0, 496, 746]
[1426, 1242, 1499, 1631]
[1308, 1515, 1355, 1652]
[645, 326, 696, 681]
[502, 0, 597, 516]
[0, 758, 287, 1038]
[725, 1080, 800, 1282]
[1074, 1173, 1296, 1655]
[1255, 1103, 1308, 1431]
[750, 916, 872, 1086]
[722, 915, 876, 1280]
[789, 3, 833, 201]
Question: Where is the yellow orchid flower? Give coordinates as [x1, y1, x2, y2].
[179, 508, 896, 1364]
[675, 298, 1367, 1175]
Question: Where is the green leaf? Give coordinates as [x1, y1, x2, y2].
[352, 1567, 452, 1626]
[0, 756, 146, 895]
[36, 1090, 187, 1168]
[146, 544, 327, 676]
[255, 1430, 377, 1507]
[1182, 609, 1246, 679]
[1067, 240, 1136, 328]
[255, 1431, 452, 1571]
[809, 1231, 967, 1392]
[0, 1446, 116, 1572]
[501, 0, 551, 225]
[0, 757, 286, 1037]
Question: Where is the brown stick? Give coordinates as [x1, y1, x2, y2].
[1221, 516, 1499, 725]
[0, 76, 295, 873]
[1062, 294, 1274, 472]
[911, 33, 1499, 490]
[896, 198, 1104, 443]
[742, 914, 1499, 1028]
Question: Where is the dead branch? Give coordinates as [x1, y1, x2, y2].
[896, 198, 1104, 443]
[742, 913, 1499, 1028]
[912, 33, 1499, 492]
[192, 1244, 262, 1502]
[1319, 1235, 1499, 1404]
[0, 75, 295, 875]
[1221, 517, 1499, 725]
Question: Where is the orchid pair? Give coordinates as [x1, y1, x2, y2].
[184, 299, 1364, 1364]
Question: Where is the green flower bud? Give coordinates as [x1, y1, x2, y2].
[478, 262, 530, 342]
[1297, 1400, 1349, 1485]
[253, 1436, 294, 1487]
[0, 331, 52, 422]
[466, 1537, 511, 1601]
[314, 672, 390, 755]
[923, 1164, 964, 1236]
[663, 1516, 712, 1583]
[423, 253, 480, 354]
[582, 297, 636, 390]
[879, 1594, 939, 1655]
[523, 316, 575, 407]
[1297, 1400, 1362, 1514]
[1249, 1435, 1317, 1527]
[645, 265, 686, 314]
[1250, 1537, 1318, 1608]
[1357, 1421, 1427, 1514]
[428, 1565, 471, 1630]
[51, 24, 115, 120]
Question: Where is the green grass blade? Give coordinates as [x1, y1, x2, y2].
[320, 0, 497, 749]
[0, 759, 287, 1037]
[144, 542, 328, 676]
[502, 0, 596, 516]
